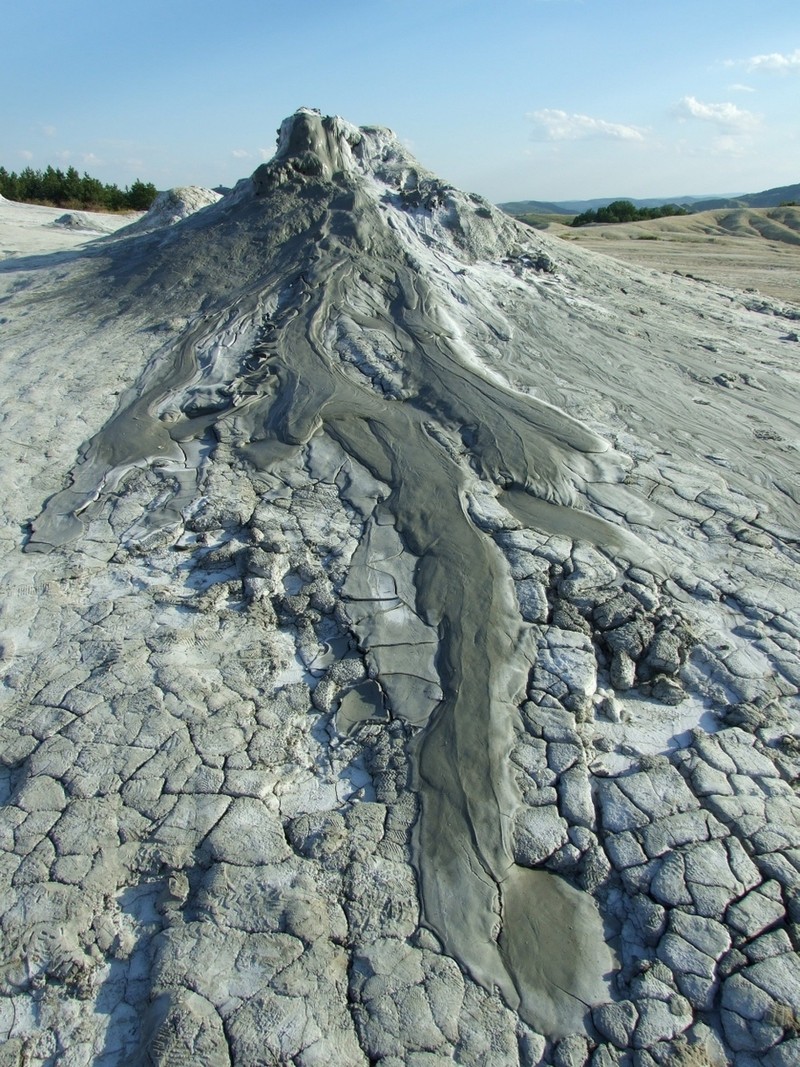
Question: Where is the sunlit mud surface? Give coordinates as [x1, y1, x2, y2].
[5, 110, 799, 1063]
[27, 111, 638, 1032]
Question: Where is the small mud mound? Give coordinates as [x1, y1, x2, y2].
[119, 185, 222, 234]
[51, 211, 120, 234]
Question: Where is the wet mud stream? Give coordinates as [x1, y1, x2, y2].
[27, 112, 636, 1034]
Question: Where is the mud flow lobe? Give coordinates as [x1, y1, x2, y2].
[30, 110, 621, 1035]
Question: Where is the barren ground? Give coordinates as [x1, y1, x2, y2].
[529, 207, 800, 305]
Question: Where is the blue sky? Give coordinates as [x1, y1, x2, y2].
[1, 0, 798, 202]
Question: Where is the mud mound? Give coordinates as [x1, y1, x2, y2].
[52, 211, 121, 234]
[118, 184, 222, 234]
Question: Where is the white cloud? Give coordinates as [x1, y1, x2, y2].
[745, 48, 800, 72]
[528, 109, 646, 142]
[258, 147, 273, 160]
[674, 96, 758, 131]
[231, 149, 251, 159]
[41, 124, 56, 137]
[19, 150, 33, 161]
[82, 152, 103, 166]
[728, 83, 755, 93]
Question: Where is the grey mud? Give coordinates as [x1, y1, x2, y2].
[28, 111, 647, 1035]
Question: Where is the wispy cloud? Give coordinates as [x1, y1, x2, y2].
[528, 109, 646, 142]
[674, 96, 758, 131]
[728, 83, 755, 93]
[744, 47, 800, 72]
[711, 135, 749, 156]
[40, 124, 56, 137]
[231, 149, 251, 159]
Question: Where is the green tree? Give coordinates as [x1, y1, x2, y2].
[17, 167, 41, 201]
[78, 172, 106, 207]
[40, 165, 65, 204]
[571, 200, 689, 228]
[63, 166, 82, 204]
[571, 208, 598, 227]
[126, 179, 158, 211]
[0, 166, 15, 199]
[0, 163, 157, 210]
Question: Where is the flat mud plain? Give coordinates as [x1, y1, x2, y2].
[1, 115, 799, 1066]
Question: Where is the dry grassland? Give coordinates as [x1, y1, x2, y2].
[544, 206, 800, 304]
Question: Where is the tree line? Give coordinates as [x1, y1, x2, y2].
[570, 200, 690, 227]
[0, 165, 158, 211]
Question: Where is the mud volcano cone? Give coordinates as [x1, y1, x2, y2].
[28, 107, 626, 1034]
[8, 108, 800, 1063]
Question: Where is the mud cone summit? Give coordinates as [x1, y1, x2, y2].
[1, 109, 799, 1065]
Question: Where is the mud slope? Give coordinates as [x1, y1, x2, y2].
[1, 110, 799, 1065]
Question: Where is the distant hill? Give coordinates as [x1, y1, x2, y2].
[500, 199, 574, 216]
[500, 181, 799, 217]
[500, 194, 712, 216]
[690, 181, 800, 212]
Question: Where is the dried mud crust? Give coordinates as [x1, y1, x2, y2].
[1, 110, 799, 1065]
[3, 438, 799, 1066]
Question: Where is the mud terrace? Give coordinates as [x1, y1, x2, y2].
[0, 110, 799, 1065]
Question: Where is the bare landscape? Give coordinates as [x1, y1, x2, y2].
[537, 207, 800, 305]
[0, 111, 799, 1066]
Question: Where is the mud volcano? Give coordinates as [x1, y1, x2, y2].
[3, 109, 800, 1064]
[30, 106, 625, 1034]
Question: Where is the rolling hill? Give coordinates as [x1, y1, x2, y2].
[501, 180, 800, 218]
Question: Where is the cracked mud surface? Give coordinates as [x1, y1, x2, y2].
[1, 110, 799, 1065]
